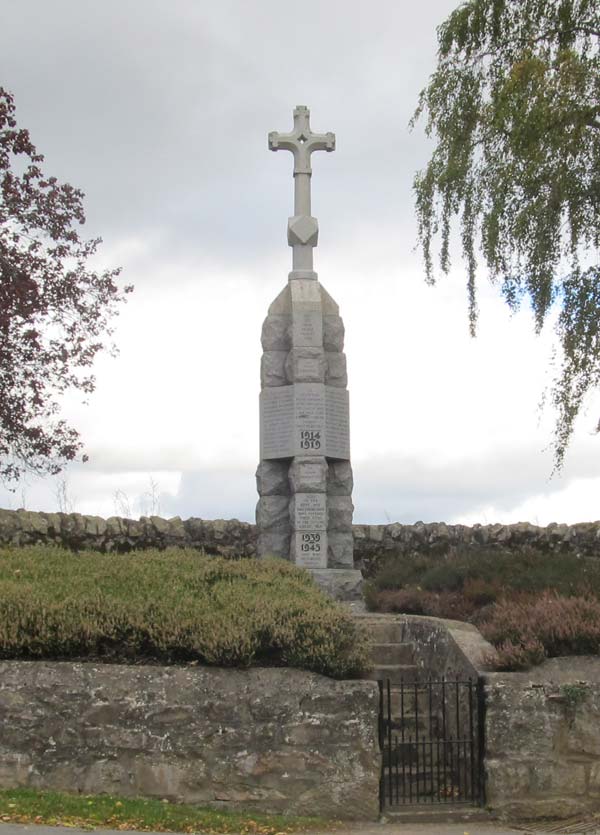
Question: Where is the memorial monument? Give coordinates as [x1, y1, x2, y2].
[256, 106, 362, 602]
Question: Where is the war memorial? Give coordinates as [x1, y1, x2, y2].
[256, 105, 362, 602]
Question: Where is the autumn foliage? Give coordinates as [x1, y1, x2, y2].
[0, 87, 131, 483]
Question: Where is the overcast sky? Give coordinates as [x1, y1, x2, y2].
[1, 0, 598, 525]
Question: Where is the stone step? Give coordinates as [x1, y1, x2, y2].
[382, 750, 443, 771]
[385, 715, 429, 735]
[383, 786, 440, 801]
[369, 641, 415, 666]
[382, 685, 431, 714]
[381, 768, 442, 792]
[382, 751, 467, 772]
[381, 773, 477, 803]
[381, 806, 492, 823]
[369, 664, 419, 685]
[359, 617, 405, 644]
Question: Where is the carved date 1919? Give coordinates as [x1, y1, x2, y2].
[300, 430, 321, 450]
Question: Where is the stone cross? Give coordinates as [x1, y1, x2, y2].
[256, 106, 362, 605]
[269, 105, 335, 280]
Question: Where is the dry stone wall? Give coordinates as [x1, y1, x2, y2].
[0, 661, 380, 820]
[0, 509, 255, 556]
[1, 509, 599, 565]
[353, 520, 600, 576]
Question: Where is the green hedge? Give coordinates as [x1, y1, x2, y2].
[0, 546, 368, 678]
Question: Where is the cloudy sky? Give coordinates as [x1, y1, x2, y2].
[1, 0, 598, 525]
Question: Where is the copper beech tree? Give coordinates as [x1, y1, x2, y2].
[413, 0, 599, 469]
[0, 87, 132, 484]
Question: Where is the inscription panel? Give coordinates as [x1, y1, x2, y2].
[297, 462, 324, 483]
[293, 309, 322, 348]
[260, 387, 294, 459]
[292, 493, 327, 531]
[296, 357, 322, 379]
[260, 384, 350, 460]
[325, 387, 350, 460]
[294, 531, 328, 568]
[294, 383, 325, 455]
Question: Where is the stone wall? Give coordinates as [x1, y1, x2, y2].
[0, 509, 256, 556]
[1, 508, 599, 567]
[353, 520, 600, 576]
[0, 661, 380, 820]
[485, 658, 600, 818]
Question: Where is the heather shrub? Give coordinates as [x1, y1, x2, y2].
[479, 592, 600, 670]
[367, 546, 600, 619]
[462, 577, 502, 607]
[488, 637, 547, 670]
[367, 586, 481, 622]
[420, 563, 464, 592]
[366, 545, 600, 670]
[367, 555, 432, 591]
[0, 546, 368, 678]
[369, 546, 600, 598]
[369, 587, 428, 615]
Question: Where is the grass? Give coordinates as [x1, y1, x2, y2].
[0, 787, 329, 833]
[0, 546, 368, 678]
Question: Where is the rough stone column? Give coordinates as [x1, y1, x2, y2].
[256, 308, 292, 561]
[256, 279, 354, 573]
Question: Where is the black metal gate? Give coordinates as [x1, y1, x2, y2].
[378, 677, 485, 808]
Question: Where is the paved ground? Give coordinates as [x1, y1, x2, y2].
[316, 825, 524, 835]
[0, 822, 530, 835]
[316, 823, 527, 835]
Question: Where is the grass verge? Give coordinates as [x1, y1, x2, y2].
[0, 788, 330, 833]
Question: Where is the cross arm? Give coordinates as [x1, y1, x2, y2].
[268, 106, 335, 175]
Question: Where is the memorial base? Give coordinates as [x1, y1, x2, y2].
[308, 568, 364, 604]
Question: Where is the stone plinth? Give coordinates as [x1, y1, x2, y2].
[309, 568, 363, 602]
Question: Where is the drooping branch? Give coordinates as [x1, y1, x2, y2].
[413, 0, 600, 470]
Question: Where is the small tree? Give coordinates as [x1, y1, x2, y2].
[413, 0, 599, 468]
[0, 87, 132, 484]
